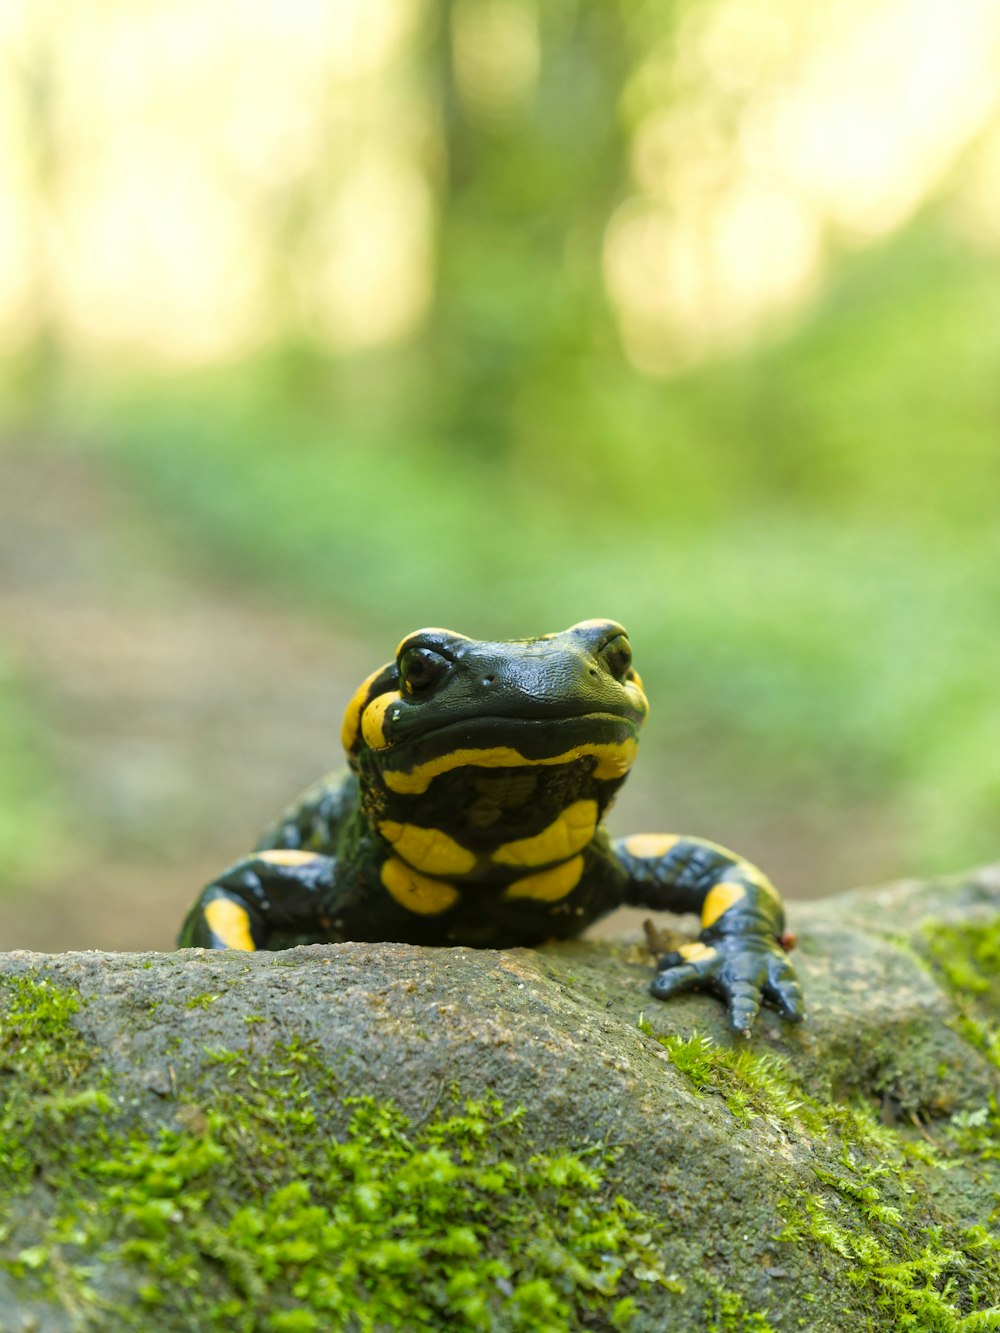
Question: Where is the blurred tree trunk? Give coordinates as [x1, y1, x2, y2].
[424, 0, 638, 459]
[10, 6, 64, 417]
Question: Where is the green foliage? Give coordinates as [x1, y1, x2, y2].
[0, 655, 69, 884]
[89, 229, 1000, 880]
[1, 2, 998, 906]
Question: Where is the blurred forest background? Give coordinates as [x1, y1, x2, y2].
[0, 0, 998, 951]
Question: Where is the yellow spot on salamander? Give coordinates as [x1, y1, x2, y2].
[257, 849, 323, 867]
[503, 854, 584, 902]
[623, 833, 681, 860]
[677, 941, 718, 963]
[341, 667, 388, 753]
[204, 899, 255, 951]
[378, 821, 476, 875]
[382, 738, 638, 794]
[381, 857, 460, 915]
[493, 800, 598, 867]
[361, 690, 402, 750]
[701, 881, 747, 928]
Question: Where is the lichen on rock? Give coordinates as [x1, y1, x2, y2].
[0, 864, 998, 1331]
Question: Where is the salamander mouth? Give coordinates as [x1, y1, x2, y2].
[376, 709, 641, 756]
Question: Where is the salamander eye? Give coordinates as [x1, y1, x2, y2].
[399, 646, 451, 695]
[599, 634, 633, 681]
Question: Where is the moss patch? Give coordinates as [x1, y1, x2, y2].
[0, 974, 107, 1192]
[922, 917, 1000, 1064]
[647, 1024, 1000, 1330]
[0, 975, 680, 1332]
[920, 916, 1000, 1170]
[642, 1027, 824, 1131]
[922, 918, 1000, 1006]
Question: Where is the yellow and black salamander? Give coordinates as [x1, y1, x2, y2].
[179, 620, 803, 1035]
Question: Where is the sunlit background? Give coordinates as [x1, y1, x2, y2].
[1, 0, 998, 950]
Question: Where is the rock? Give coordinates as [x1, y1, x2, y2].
[0, 865, 998, 1331]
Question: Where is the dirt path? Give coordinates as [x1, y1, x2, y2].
[0, 440, 376, 950]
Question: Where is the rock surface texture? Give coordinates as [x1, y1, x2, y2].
[1, 866, 999, 1331]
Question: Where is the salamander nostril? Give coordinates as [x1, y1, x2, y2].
[589, 668, 598, 678]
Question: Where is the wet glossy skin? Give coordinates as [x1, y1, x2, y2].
[178, 620, 803, 1035]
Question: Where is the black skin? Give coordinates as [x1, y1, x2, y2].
[179, 620, 803, 1036]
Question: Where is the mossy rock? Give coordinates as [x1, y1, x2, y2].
[0, 865, 998, 1331]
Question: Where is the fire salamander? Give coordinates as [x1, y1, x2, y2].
[179, 620, 803, 1035]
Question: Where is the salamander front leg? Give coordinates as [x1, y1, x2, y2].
[613, 834, 804, 1036]
[178, 850, 338, 950]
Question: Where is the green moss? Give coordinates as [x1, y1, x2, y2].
[642, 1026, 822, 1131]
[921, 918, 1000, 1018]
[644, 1025, 1000, 1329]
[700, 1277, 777, 1332]
[779, 1189, 1000, 1331]
[920, 917, 1000, 1164]
[5, 967, 999, 1331]
[641, 1024, 898, 1160]
[0, 973, 106, 1192]
[1, 980, 679, 1332]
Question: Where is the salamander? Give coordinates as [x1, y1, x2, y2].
[178, 620, 803, 1035]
